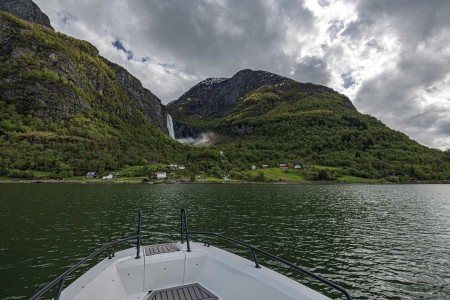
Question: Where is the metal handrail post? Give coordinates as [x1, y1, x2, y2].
[181, 208, 191, 252]
[250, 249, 261, 268]
[181, 209, 184, 244]
[136, 210, 142, 259]
[54, 277, 65, 300]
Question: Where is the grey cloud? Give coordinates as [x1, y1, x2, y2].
[365, 39, 383, 52]
[353, 0, 450, 149]
[56, 10, 77, 25]
[356, 55, 446, 121]
[327, 20, 344, 42]
[437, 121, 450, 135]
[124, 0, 315, 78]
[318, 0, 331, 7]
[344, 0, 450, 44]
[292, 55, 331, 85]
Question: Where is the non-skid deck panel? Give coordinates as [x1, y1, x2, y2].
[144, 243, 181, 256]
[147, 283, 219, 300]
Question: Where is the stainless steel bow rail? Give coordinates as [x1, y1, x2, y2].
[180, 208, 353, 300]
[29, 210, 143, 300]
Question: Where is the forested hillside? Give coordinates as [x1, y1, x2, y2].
[168, 72, 450, 181]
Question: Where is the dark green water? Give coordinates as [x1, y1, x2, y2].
[0, 184, 449, 299]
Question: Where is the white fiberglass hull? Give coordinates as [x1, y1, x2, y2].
[60, 241, 330, 300]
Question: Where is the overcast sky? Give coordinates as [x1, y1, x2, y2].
[34, 0, 450, 150]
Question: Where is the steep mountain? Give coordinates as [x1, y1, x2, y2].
[168, 70, 450, 181]
[0, 3, 185, 176]
[170, 69, 290, 118]
[0, 0, 52, 29]
[0, 8, 167, 131]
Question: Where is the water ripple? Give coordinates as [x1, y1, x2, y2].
[0, 184, 449, 299]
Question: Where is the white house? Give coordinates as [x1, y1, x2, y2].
[86, 172, 97, 179]
[169, 164, 178, 170]
[156, 172, 167, 179]
[179, 165, 186, 170]
[102, 174, 113, 180]
[150, 172, 167, 179]
[251, 165, 257, 170]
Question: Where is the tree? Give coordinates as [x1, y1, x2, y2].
[189, 173, 196, 182]
[318, 169, 330, 180]
[254, 171, 266, 182]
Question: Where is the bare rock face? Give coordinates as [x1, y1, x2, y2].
[0, 0, 53, 30]
[168, 69, 290, 118]
[0, 14, 90, 120]
[105, 60, 168, 133]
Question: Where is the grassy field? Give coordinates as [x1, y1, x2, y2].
[199, 177, 241, 182]
[248, 168, 305, 182]
[32, 171, 52, 177]
[336, 175, 383, 183]
[311, 165, 342, 171]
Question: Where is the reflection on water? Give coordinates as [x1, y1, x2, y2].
[0, 184, 449, 299]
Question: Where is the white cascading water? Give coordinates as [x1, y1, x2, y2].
[166, 114, 175, 139]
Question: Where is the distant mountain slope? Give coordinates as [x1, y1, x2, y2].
[168, 70, 450, 181]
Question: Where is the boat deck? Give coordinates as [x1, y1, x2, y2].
[147, 283, 218, 300]
[144, 243, 181, 256]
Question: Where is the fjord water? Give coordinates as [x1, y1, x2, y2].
[0, 184, 449, 299]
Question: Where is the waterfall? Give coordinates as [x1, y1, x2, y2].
[166, 114, 175, 139]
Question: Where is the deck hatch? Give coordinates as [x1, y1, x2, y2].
[144, 243, 181, 256]
[147, 283, 218, 300]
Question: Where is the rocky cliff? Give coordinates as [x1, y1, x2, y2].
[0, 7, 167, 133]
[106, 60, 167, 132]
[0, 0, 53, 29]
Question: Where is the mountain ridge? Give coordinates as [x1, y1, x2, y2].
[168, 68, 357, 139]
[1, 0, 450, 182]
[169, 69, 294, 118]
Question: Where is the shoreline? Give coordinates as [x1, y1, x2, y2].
[0, 178, 449, 185]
